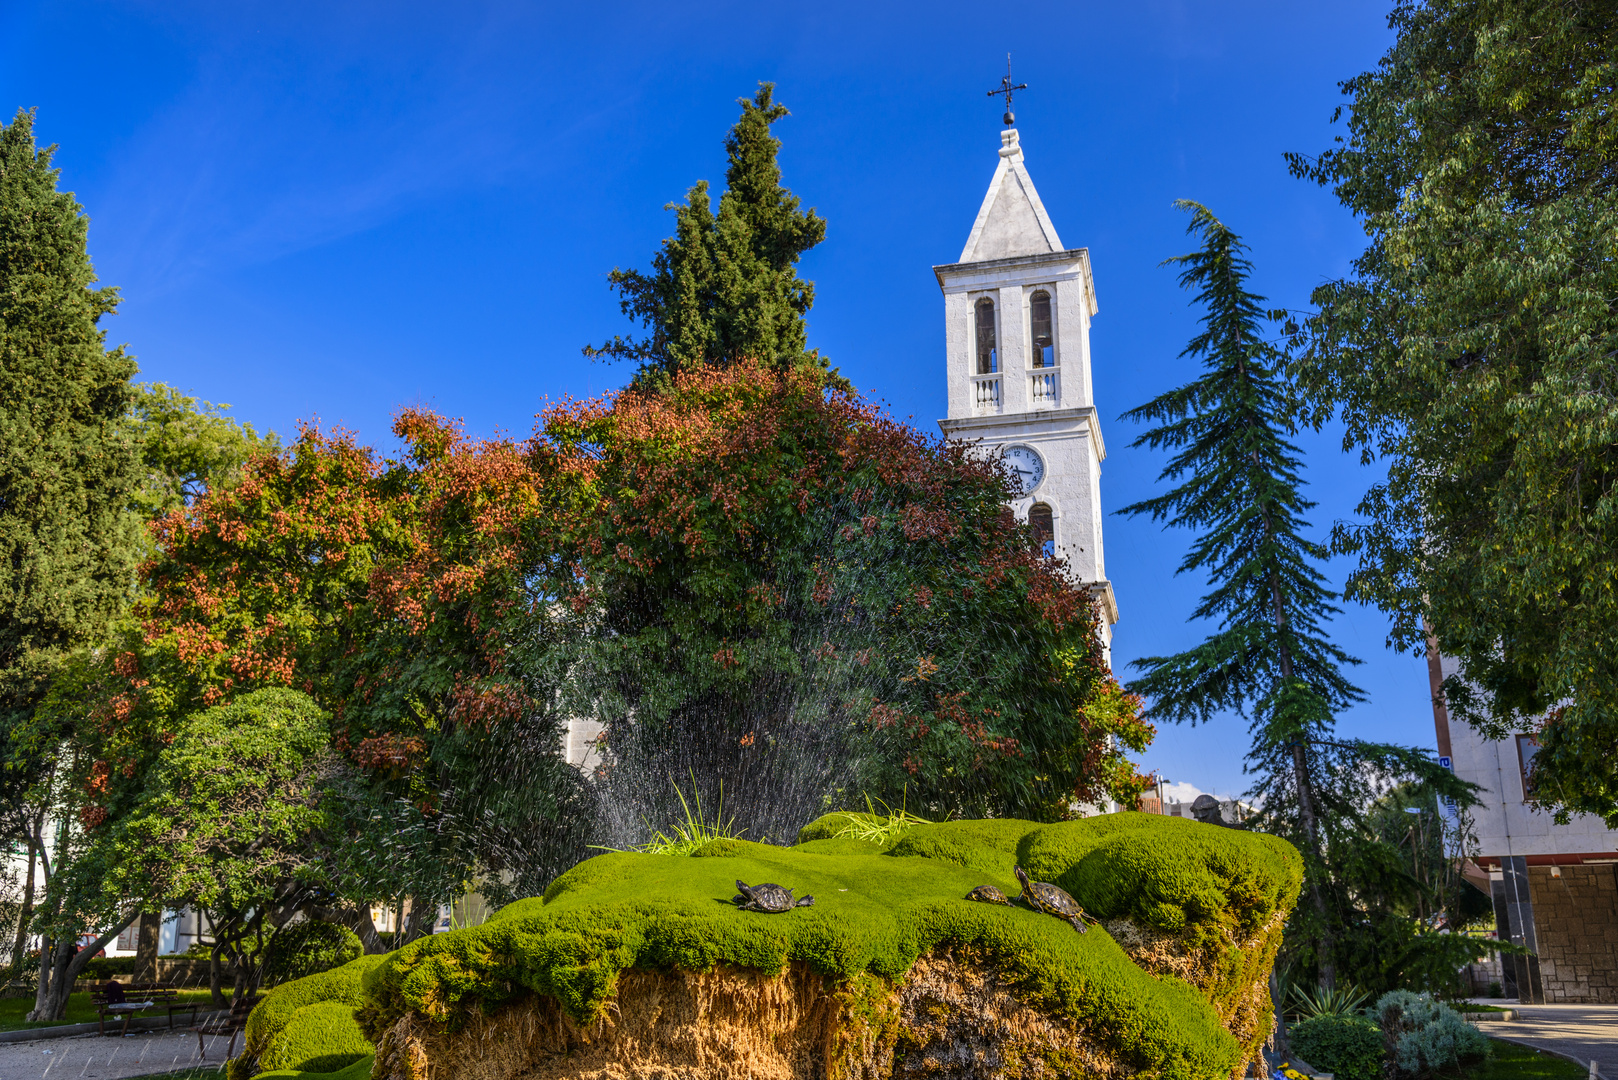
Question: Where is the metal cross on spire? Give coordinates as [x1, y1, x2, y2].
[986, 55, 1028, 127]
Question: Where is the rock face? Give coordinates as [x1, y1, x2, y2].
[250, 813, 1301, 1080]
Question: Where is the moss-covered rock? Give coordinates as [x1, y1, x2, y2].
[256, 813, 1301, 1080]
[235, 953, 387, 1077]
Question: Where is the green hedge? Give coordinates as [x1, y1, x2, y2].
[1290, 1014, 1385, 1080]
[78, 957, 137, 981]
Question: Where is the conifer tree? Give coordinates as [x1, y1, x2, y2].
[1120, 202, 1363, 987]
[586, 84, 844, 389]
[0, 108, 141, 705]
[1123, 204, 1488, 998]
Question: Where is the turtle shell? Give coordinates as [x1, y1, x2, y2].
[736, 880, 797, 912]
[966, 885, 1012, 906]
[1014, 865, 1090, 932]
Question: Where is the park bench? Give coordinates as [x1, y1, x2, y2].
[193, 993, 261, 1061]
[91, 982, 199, 1035]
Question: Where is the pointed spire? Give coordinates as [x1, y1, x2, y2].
[958, 129, 1064, 263]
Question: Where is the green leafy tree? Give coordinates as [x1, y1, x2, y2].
[1288, 0, 1618, 824]
[66, 688, 335, 1007]
[1120, 203, 1478, 994]
[585, 84, 844, 390]
[130, 382, 277, 518]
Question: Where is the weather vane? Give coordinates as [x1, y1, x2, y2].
[986, 55, 1028, 127]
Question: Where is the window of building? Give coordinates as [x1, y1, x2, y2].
[1030, 502, 1054, 558]
[975, 298, 998, 374]
[1515, 733, 1540, 798]
[1030, 290, 1054, 368]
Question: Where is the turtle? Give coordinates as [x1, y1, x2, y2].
[965, 885, 1013, 906]
[733, 880, 815, 912]
[1014, 864, 1093, 933]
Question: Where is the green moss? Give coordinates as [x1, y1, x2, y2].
[244, 954, 387, 1061]
[257, 1001, 374, 1073]
[255, 1054, 375, 1080]
[353, 813, 1298, 1080]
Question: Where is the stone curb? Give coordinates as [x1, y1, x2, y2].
[0, 1010, 230, 1044]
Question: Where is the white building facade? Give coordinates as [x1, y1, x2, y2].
[935, 128, 1118, 648]
[1428, 643, 1618, 1002]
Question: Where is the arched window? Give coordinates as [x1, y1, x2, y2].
[1030, 291, 1054, 368]
[1030, 502, 1054, 558]
[975, 298, 998, 374]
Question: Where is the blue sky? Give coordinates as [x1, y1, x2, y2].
[1, 0, 1431, 801]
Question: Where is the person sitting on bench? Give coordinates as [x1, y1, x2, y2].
[95, 979, 155, 1036]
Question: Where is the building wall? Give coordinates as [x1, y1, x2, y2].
[1528, 863, 1618, 1003]
[1431, 648, 1618, 1002]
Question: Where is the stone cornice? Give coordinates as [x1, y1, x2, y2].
[937, 405, 1107, 462]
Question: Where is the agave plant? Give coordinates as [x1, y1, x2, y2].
[1288, 982, 1371, 1020]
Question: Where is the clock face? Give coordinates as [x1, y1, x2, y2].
[1002, 444, 1046, 496]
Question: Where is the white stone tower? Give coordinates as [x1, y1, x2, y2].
[936, 128, 1117, 646]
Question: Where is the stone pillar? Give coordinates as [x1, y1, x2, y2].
[1497, 856, 1545, 1002]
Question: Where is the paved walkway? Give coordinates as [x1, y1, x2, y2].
[0, 1027, 234, 1078]
[1475, 1002, 1618, 1080]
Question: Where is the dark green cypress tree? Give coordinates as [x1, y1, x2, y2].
[0, 108, 141, 704]
[586, 84, 844, 389]
[1119, 201, 1363, 987]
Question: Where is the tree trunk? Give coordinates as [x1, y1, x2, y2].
[26, 913, 139, 1021]
[353, 906, 386, 954]
[1269, 561, 1336, 991]
[9, 847, 34, 975]
[209, 935, 228, 1009]
[403, 896, 436, 946]
[134, 911, 162, 984]
[1269, 970, 1291, 1058]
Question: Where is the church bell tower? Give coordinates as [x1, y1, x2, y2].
[936, 127, 1118, 645]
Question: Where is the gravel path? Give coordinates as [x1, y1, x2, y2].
[0, 1028, 236, 1079]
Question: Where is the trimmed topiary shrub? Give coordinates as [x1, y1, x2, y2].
[243, 953, 387, 1070]
[1374, 990, 1488, 1079]
[257, 1001, 373, 1073]
[262, 921, 363, 986]
[1290, 1014, 1385, 1080]
[256, 1056, 374, 1080]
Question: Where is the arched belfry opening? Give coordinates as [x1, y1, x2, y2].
[1030, 290, 1054, 368]
[1029, 502, 1054, 558]
[975, 298, 998, 373]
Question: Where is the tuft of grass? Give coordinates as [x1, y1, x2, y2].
[831, 794, 929, 844]
[596, 776, 746, 856]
